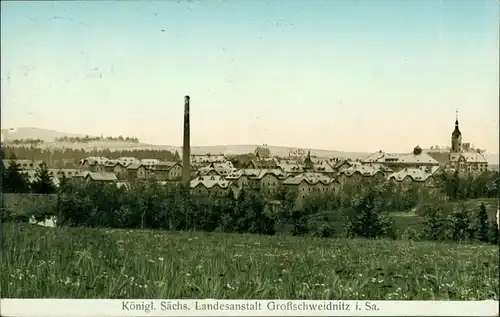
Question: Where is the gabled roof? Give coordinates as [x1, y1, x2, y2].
[224, 168, 286, 180]
[283, 172, 336, 186]
[339, 164, 385, 177]
[104, 159, 128, 168]
[333, 159, 356, 169]
[249, 159, 278, 169]
[80, 156, 109, 165]
[198, 166, 234, 177]
[387, 166, 441, 182]
[226, 168, 261, 180]
[85, 172, 118, 181]
[190, 175, 232, 189]
[126, 163, 143, 170]
[253, 168, 287, 180]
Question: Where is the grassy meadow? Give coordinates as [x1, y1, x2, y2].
[2, 222, 498, 300]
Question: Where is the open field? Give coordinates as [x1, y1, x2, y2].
[2, 223, 498, 300]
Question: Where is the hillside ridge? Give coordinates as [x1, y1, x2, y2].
[2, 127, 499, 163]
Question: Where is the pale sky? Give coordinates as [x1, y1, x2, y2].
[1, 0, 498, 153]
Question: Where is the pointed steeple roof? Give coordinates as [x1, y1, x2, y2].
[303, 150, 314, 171]
[452, 109, 461, 137]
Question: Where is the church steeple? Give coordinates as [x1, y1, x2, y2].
[451, 109, 462, 153]
[304, 150, 314, 171]
[452, 109, 461, 137]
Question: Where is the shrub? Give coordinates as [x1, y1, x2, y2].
[311, 221, 335, 238]
[420, 204, 446, 241]
[445, 204, 475, 241]
[343, 188, 394, 239]
[401, 227, 420, 241]
[290, 207, 310, 236]
[0, 204, 12, 222]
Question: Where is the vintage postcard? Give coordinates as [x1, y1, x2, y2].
[1, 1, 498, 316]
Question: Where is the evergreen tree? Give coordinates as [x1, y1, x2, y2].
[31, 162, 55, 194]
[475, 203, 490, 243]
[173, 150, 181, 162]
[451, 170, 461, 200]
[3, 157, 29, 193]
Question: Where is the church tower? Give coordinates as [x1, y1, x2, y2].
[451, 110, 462, 153]
[303, 150, 314, 172]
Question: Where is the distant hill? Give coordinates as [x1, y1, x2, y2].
[1, 127, 86, 143]
[1, 127, 149, 149]
[1, 127, 498, 164]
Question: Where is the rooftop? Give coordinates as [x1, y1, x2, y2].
[86, 172, 118, 181]
[339, 164, 385, 177]
[190, 175, 232, 189]
[387, 166, 441, 182]
[449, 151, 488, 164]
[283, 172, 335, 185]
[363, 148, 439, 165]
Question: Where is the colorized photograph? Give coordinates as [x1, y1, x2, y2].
[1, 0, 499, 302]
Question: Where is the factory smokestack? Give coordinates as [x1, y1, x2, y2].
[182, 95, 191, 187]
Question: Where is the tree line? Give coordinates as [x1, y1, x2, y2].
[4, 138, 44, 146]
[1, 147, 180, 168]
[2, 160, 498, 244]
[54, 135, 140, 143]
[1, 158, 57, 195]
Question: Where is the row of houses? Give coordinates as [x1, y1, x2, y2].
[188, 165, 443, 205]
[0, 146, 462, 203]
[1, 159, 120, 185]
[78, 157, 184, 181]
[187, 148, 445, 203]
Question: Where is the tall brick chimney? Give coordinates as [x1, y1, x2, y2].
[182, 95, 191, 186]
